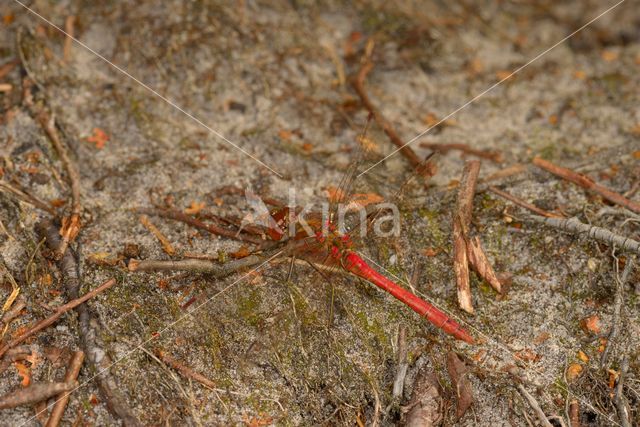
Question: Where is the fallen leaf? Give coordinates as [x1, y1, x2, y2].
[422, 247, 440, 257]
[446, 352, 473, 419]
[601, 49, 619, 62]
[184, 201, 206, 215]
[278, 130, 292, 141]
[566, 363, 583, 382]
[515, 349, 541, 363]
[577, 350, 589, 363]
[580, 315, 601, 335]
[85, 128, 109, 149]
[14, 361, 30, 386]
[573, 70, 586, 80]
[230, 246, 251, 259]
[608, 369, 619, 389]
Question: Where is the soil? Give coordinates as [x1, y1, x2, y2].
[0, 1, 639, 426]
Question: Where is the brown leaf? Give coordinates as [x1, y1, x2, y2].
[566, 363, 583, 382]
[14, 361, 30, 387]
[402, 369, 442, 427]
[446, 352, 473, 419]
[184, 201, 206, 215]
[580, 315, 601, 335]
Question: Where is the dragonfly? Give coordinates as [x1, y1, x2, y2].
[237, 127, 475, 345]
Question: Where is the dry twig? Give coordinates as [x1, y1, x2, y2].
[467, 236, 502, 293]
[392, 325, 408, 398]
[139, 215, 176, 255]
[136, 207, 264, 246]
[0, 279, 117, 358]
[0, 382, 75, 410]
[0, 180, 57, 215]
[453, 161, 480, 313]
[569, 400, 580, 427]
[516, 384, 553, 427]
[37, 220, 141, 426]
[129, 255, 265, 276]
[45, 350, 84, 427]
[530, 216, 640, 255]
[533, 157, 640, 214]
[601, 257, 634, 368]
[420, 143, 504, 163]
[614, 357, 631, 427]
[154, 349, 217, 389]
[350, 43, 425, 171]
[488, 186, 560, 218]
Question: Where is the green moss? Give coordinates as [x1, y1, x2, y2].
[236, 288, 263, 327]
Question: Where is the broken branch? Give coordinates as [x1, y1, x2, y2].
[516, 383, 553, 427]
[530, 216, 640, 255]
[488, 186, 560, 218]
[350, 49, 425, 171]
[0, 382, 75, 410]
[154, 349, 217, 389]
[136, 207, 264, 246]
[0, 279, 117, 359]
[533, 157, 640, 214]
[453, 160, 481, 313]
[45, 350, 84, 427]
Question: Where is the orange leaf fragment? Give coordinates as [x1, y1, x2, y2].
[577, 350, 589, 363]
[514, 349, 541, 363]
[184, 201, 206, 215]
[566, 363, 583, 382]
[422, 247, 440, 257]
[278, 130, 292, 141]
[230, 246, 251, 259]
[533, 332, 550, 345]
[580, 315, 601, 335]
[601, 49, 619, 62]
[14, 361, 31, 386]
[85, 127, 109, 149]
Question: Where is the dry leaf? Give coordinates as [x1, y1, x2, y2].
[608, 369, 619, 389]
[230, 246, 251, 259]
[14, 361, 30, 386]
[422, 247, 440, 257]
[566, 363, 583, 382]
[577, 350, 589, 363]
[580, 315, 601, 335]
[184, 201, 206, 215]
[446, 352, 473, 419]
[533, 332, 550, 345]
[514, 349, 541, 363]
[86, 128, 109, 149]
[601, 49, 619, 62]
[278, 130, 292, 141]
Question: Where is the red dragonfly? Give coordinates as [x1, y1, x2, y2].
[249, 143, 475, 345]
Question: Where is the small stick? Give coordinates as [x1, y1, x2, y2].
[488, 186, 560, 218]
[139, 215, 176, 256]
[136, 207, 264, 246]
[0, 279, 117, 358]
[466, 236, 502, 293]
[517, 384, 553, 427]
[601, 257, 634, 368]
[129, 255, 264, 276]
[392, 325, 408, 398]
[614, 357, 631, 427]
[0, 180, 58, 215]
[530, 216, 640, 255]
[45, 350, 84, 427]
[532, 157, 640, 214]
[420, 143, 504, 163]
[155, 349, 216, 389]
[480, 163, 527, 184]
[453, 161, 481, 313]
[62, 16, 75, 62]
[0, 382, 75, 410]
[350, 48, 425, 171]
[569, 400, 580, 427]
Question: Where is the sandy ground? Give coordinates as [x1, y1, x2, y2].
[0, 0, 639, 426]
